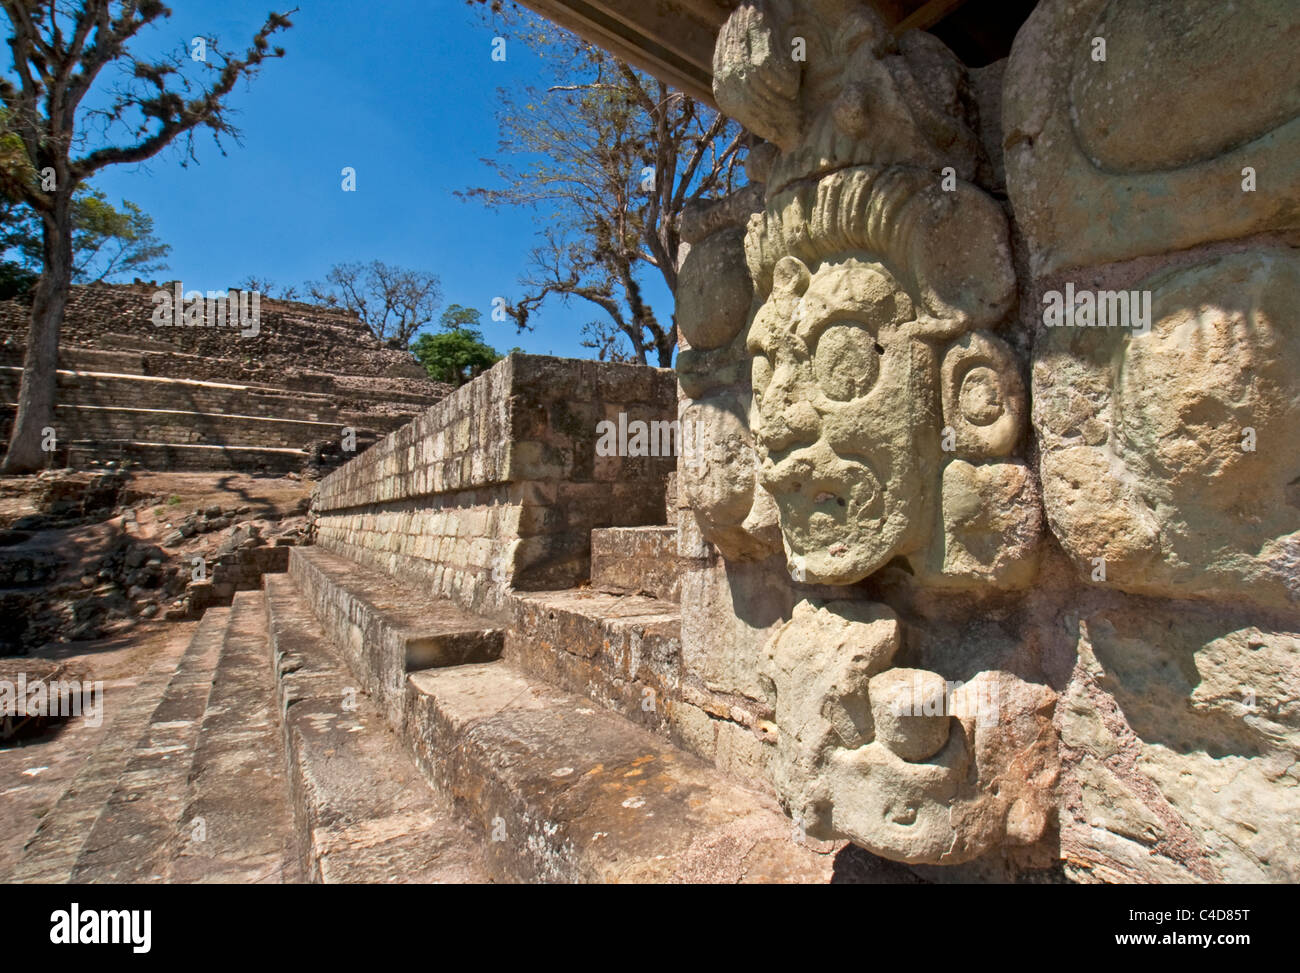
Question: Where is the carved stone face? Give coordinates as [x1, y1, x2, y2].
[748, 253, 936, 583]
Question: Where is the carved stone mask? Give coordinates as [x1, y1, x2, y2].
[749, 253, 927, 583]
[743, 167, 1017, 584]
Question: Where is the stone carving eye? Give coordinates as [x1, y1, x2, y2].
[958, 365, 1004, 425]
[813, 323, 880, 401]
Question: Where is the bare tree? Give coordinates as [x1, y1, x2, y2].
[0, 2, 294, 473]
[461, 9, 746, 366]
[306, 260, 442, 347]
[238, 275, 297, 301]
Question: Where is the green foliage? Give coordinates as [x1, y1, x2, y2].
[70, 191, 171, 283]
[0, 108, 35, 205]
[0, 187, 170, 285]
[410, 306, 503, 386]
[440, 303, 482, 331]
[0, 259, 37, 300]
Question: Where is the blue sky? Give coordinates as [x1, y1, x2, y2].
[88, 0, 620, 359]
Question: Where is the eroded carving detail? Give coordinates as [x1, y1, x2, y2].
[1006, 0, 1300, 609]
[677, 187, 782, 560]
[707, 0, 1055, 866]
[760, 600, 1058, 864]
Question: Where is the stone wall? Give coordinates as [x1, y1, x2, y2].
[312, 353, 676, 613]
[0, 281, 433, 381]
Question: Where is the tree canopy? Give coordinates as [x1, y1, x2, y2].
[1, 186, 169, 295]
[409, 303, 504, 387]
[307, 260, 443, 347]
[0, 1, 294, 472]
[461, 6, 747, 366]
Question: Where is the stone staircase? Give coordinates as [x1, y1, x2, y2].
[268, 530, 835, 882]
[0, 282, 451, 472]
[3, 496, 850, 883]
[1, 356, 876, 882]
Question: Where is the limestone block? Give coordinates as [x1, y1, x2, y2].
[1060, 613, 1300, 882]
[677, 395, 780, 560]
[676, 190, 783, 563]
[1034, 249, 1300, 608]
[1004, 0, 1300, 279]
[680, 554, 797, 703]
[677, 227, 753, 351]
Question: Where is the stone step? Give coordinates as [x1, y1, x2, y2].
[0, 402, 351, 449]
[287, 547, 505, 720]
[285, 546, 836, 882]
[60, 607, 229, 883]
[65, 441, 309, 474]
[294, 545, 737, 769]
[1, 639, 195, 883]
[263, 575, 490, 883]
[0, 366, 343, 422]
[402, 659, 838, 882]
[165, 590, 300, 883]
[505, 587, 681, 738]
[590, 525, 681, 602]
[0, 348, 447, 410]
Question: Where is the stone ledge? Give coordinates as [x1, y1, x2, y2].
[66, 442, 308, 474]
[264, 575, 490, 883]
[590, 525, 681, 602]
[288, 546, 504, 721]
[403, 660, 840, 883]
[165, 590, 299, 883]
[505, 586, 681, 737]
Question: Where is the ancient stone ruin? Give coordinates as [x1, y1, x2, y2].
[672, 0, 1299, 881]
[0, 281, 450, 474]
[3, 0, 1296, 886]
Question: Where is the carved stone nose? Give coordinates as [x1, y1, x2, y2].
[868, 669, 952, 762]
[758, 397, 820, 455]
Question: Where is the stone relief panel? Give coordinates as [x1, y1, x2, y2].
[692, 0, 1058, 867]
[1002, 0, 1299, 280]
[1032, 249, 1300, 609]
[1001, 0, 1300, 880]
[1006, 0, 1300, 612]
[678, 0, 1299, 876]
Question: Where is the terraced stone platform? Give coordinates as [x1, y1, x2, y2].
[0, 282, 450, 472]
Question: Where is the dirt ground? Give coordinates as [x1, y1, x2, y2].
[1, 470, 314, 652]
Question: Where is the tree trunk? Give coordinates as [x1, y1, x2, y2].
[657, 323, 676, 368]
[2, 194, 74, 474]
